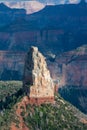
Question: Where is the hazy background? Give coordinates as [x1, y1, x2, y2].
[0, 0, 84, 14]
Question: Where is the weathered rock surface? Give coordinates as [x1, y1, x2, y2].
[23, 46, 54, 104]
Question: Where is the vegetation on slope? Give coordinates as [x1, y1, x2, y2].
[0, 82, 87, 130]
[0, 81, 23, 110]
[59, 85, 87, 114]
[0, 81, 22, 100]
[24, 95, 87, 130]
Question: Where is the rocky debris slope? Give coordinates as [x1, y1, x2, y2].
[23, 46, 54, 105]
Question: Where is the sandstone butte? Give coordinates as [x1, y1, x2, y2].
[23, 46, 54, 105]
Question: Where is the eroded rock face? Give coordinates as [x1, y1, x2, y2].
[48, 46, 87, 87]
[23, 46, 54, 104]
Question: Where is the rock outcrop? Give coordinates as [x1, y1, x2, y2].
[23, 46, 54, 104]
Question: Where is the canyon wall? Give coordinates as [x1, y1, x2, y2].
[48, 46, 87, 87]
[0, 46, 87, 89]
[0, 51, 25, 80]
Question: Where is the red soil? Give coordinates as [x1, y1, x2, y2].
[10, 96, 54, 130]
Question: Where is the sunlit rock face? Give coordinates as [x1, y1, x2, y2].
[0, 0, 80, 15]
[2, 1, 45, 14]
[23, 46, 54, 104]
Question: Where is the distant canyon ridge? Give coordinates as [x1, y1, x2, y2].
[0, 0, 83, 14]
[0, 1, 87, 88]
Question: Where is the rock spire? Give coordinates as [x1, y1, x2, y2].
[23, 46, 54, 104]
